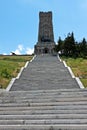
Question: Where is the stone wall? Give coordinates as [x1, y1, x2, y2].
[34, 11, 55, 54]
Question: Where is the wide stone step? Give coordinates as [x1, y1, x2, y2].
[8, 88, 86, 94]
[0, 91, 85, 97]
[0, 109, 87, 115]
[0, 101, 87, 109]
[0, 114, 87, 120]
[10, 86, 79, 91]
[0, 124, 87, 130]
[0, 119, 87, 125]
[0, 104, 87, 110]
[1, 104, 87, 109]
[0, 96, 86, 103]
[2, 89, 87, 98]
[12, 82, 78, 86]
[13, 79, 77, 84]
[1, 97, 87, 104]
[1, 93, 87, 100]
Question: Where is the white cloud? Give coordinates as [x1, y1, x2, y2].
[14, 49, 21, 55]
[18, 45, 24, 51]
[14, 44, 24, 55]
[13, 44, 34, 55]
[26, 48, 34, 55]
[3, 53, 7, 55]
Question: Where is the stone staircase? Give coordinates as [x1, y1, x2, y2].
[0, 89, 87, 129]
[0, 55, 86, 130]
[10, 55, 79, 91]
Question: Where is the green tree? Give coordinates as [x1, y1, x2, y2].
[57, 37, 64, 53]
[79, 38, 87, 57]
[57, 32, 87, 58]
[54, 37, 64, 54]
[63, 32, 76, 57]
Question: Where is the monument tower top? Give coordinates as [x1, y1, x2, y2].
[34, 11, 55, 54]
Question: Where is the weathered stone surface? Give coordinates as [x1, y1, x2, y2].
[0, 89, 87, 129]
[0, 54, 86, 129]
[10, 55, 79, 91]
[34, 12, 55, 54]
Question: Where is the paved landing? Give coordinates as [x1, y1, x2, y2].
[10, 55, 79, 91]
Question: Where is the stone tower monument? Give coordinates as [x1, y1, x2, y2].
[34, 11, 55, 54]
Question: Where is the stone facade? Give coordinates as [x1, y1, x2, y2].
[34, 11, 55, 54]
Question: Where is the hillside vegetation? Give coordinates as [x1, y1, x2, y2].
[0, 55, 86, 89]
[62, 57, 87, 88]
[0, 55, 33, 89]
[55, 32, 87, 58]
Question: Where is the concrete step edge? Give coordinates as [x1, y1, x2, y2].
[0, 104, 87, 110]
[1, 102, 87, 110]
[1, 97, 87, 104]
[1, 93, 87, 98]
[0, 109, 87, 115]
[0, 114, 87, 119]
[0, 119, 87, 125]
[7, 89, 87, 93]
[0, 124, 87, 130]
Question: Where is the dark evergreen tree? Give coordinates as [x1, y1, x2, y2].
[75, 43, 81, 57]
[57, 37, 64, 53]
[79, 38, 87, 57]
[56, 32, 87, 58]
[63, 32, 76, 57]
[54, 37, 64, 54]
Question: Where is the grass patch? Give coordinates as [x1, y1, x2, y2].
[61, 57, 87, 88]
[0, 55, 33, 89]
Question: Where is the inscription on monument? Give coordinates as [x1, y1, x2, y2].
[34, 11, 55, 54]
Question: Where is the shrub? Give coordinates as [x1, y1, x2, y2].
[1, 69, 11, 79]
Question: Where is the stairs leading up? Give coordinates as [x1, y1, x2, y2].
[0, 55, 85, 129]
[10, 55, 79, 91]
[0, 89, 87, 129]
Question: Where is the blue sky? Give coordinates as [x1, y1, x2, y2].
[0, 0, 87, 54]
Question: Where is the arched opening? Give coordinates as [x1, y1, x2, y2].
[44, 48, 49, 53]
